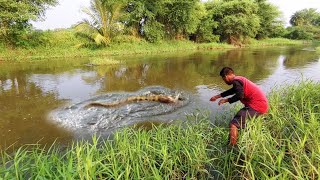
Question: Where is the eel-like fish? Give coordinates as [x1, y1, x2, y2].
[86, 94, 181, 108]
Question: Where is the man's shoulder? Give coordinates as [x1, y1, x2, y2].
[233, 78, 244, 86]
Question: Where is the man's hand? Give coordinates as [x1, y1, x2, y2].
[218, 98, 228, 105]
[210, 94, 221, 102]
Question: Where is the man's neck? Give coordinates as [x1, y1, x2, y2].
[230, 74, 236, 81]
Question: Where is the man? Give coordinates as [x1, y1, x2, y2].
[210, 67, 268, 146]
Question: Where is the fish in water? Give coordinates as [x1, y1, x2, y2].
[85, 94, 181, 108]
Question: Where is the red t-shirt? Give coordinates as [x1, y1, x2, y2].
[233, 76, 268, 113]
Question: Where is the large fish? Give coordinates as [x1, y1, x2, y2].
[85, 94, 181, 108]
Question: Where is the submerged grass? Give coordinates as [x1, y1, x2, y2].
[0, 80, 319, 179]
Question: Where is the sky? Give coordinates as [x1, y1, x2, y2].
[31, 0, 320, 30]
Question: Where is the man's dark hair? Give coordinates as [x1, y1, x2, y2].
[220, 67, 234, 77]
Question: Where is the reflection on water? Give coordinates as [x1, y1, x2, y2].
[283, 48, 319, 68]
[0, 46, 319, 149]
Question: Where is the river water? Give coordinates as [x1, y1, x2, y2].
[0, 46, 319, 149]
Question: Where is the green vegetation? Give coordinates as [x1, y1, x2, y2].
[0, 36, 232, 61]
[207, 0, 261, 45]
[1, 116, 213, 179]
[211, 80, 320, 179]
[75, 0, 128, 47]
[285, 8, 320, 40]
[246, 38, 307, 47]
[1, 80, 319, 179]
[0, 0, 318, 63]
[0, 0, 57, 47]
[0, 28, 307, 62]
[1, 0, 319, 51]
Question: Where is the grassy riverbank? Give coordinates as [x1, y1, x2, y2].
[1, 80, 319, 179]
[0, 40, 232, 62]
[0, 35, 305, 62]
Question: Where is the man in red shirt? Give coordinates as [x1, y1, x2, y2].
[210, 67, 268, 146]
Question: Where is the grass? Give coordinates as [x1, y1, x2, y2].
[0, 40, 233, 62]
[209, 80, 320, 179]
[0, 114, 213, 179]
[1, 80, 319, 179]
[246, 37, 308, 47]
[0, 33, 308, 62]
[88, 57, 121, 66]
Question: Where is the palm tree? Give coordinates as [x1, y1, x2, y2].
[75, 0, 126, 47]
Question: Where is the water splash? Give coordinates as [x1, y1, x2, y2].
[49, 86, 189, 134]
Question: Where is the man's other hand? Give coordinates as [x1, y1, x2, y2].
[218, 99, 228, 105]
[210, 94, 221, 102]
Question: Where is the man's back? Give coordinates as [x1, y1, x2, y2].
[234, 76, 268, 113]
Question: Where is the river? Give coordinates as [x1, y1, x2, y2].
[0, 46, 319, 150]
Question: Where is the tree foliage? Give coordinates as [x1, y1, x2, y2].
[162, 0, 206, 39]
[206, 0, 260, 44]
[124, 0, 205, 42]
[4, 0, 313, 47]
[75, 0, 127, 47]
[254, 0, 284, 39]
[287, 8, 320, 40]
[290, 8, 320, 27]
[192, 12, 219, 43]
[0, 0, 57, 46]
[125, 0, 166, 42]
[285, 27, 313, 40]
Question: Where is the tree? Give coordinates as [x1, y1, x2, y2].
[125, 0, 167, 42]
[284, 26, 313, 40]
[287, 8, 320, 40]
[75, 0, 127, 47]
[254, 0, 285, 39]
[207, 0, 260, 45]
[0, 0, 57, 46]
[192, 13, 219, 43]
[290, 8, 320, 27]
[161, 0, 205, 39]
[125, 0, 205, 42]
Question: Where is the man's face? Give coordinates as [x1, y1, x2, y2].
[222, 75, 233, 85]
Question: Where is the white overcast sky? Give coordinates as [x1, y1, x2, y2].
[32, 0, 320, 30]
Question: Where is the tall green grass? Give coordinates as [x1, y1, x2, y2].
[0, 113, 213, 179]
[209, 80, 320, 179]
[1, 80, 319, 179]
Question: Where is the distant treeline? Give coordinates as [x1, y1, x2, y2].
[1, 0, 320, 48]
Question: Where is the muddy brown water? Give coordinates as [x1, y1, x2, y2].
[0, 46, 319, 150]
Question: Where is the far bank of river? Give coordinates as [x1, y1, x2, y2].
[0, 38, 308, 62]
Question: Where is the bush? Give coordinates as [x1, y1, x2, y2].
[284, 27, 313, 40]
[111, 35, 144, 44]
[144, 21, 165, 43]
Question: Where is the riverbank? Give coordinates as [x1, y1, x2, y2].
[1, 80, 319, 179]
[0, 38, 305, 62]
